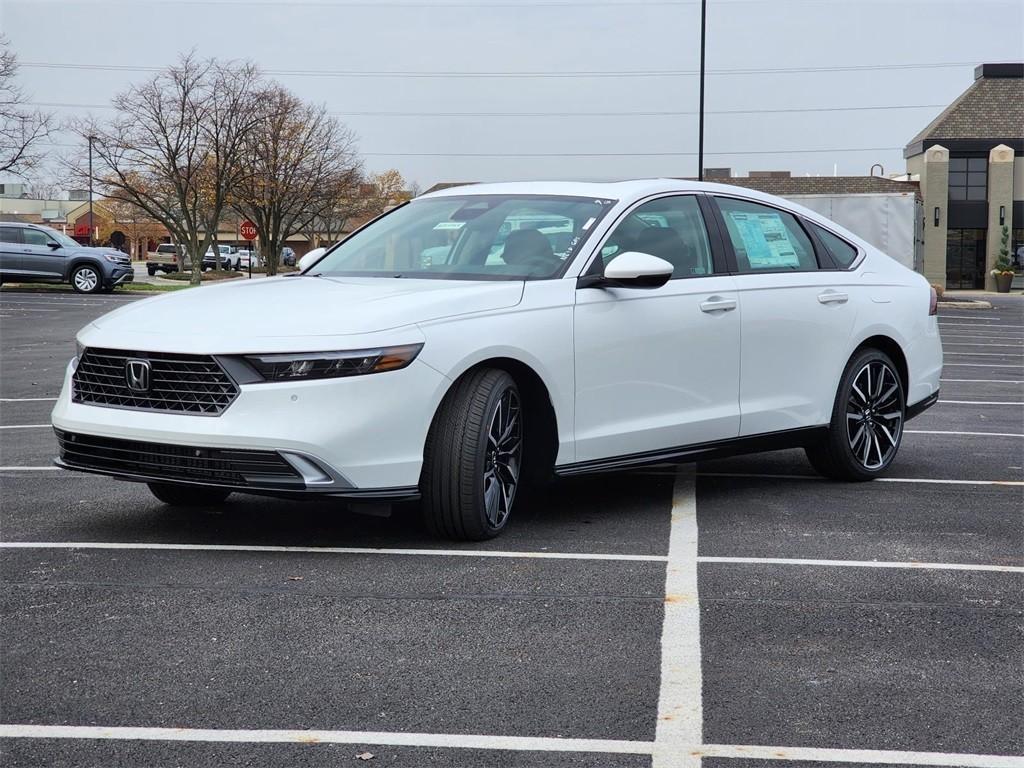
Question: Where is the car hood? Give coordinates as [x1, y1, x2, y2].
[83, 275, 525, 352]
[69, 245, 128, 260]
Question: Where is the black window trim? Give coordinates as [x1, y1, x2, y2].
[577, 191, 729, 283]
[707, 192, 865, 274]
[804, 219, 866, 271]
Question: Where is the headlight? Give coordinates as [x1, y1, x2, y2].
[244, 344, 423, 382]
[102, 253, 122, 263]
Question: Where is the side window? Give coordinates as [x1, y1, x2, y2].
[810, 223, 859, 268]
[22, 229, 53, 247]
[599, 195, 714, 279]
[716, 197, 818, 273]
[0, 227, 23, 245]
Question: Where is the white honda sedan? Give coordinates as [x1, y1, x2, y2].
[52, 180, 942, 540]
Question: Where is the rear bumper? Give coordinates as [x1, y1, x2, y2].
[906, 389, 939, 421]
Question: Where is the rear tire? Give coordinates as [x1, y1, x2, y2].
[148, 482, 232, 507]
[421, 368, 523, 541]
[805, 348, 906, 481]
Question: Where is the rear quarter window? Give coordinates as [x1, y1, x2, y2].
[810, 223, 860, 268]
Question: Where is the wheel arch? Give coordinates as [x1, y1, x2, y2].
[67, 256, 105, 281]
[850, 334, 909, 395]
[428, 356, 560, 481]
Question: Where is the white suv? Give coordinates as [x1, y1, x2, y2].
[52, 180, 943, 540]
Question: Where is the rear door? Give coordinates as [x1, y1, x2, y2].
[573, 193, 741, 463]
[20, 227, 65, 278]
[0, 226, 25, 277]
[708, 195, 859, 436]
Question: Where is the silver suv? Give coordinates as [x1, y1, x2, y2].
[0, 223, 134, 293]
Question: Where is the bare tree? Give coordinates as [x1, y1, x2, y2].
[299, 167, 365, 249]
[69, 55, 264, 285]
[0, 36, 52, 177]
[104, 198, 168, 260]
[233, 87, 361, 275]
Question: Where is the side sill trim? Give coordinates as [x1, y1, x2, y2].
[555, 426, 828, 477]
[906, 390, 939, 421]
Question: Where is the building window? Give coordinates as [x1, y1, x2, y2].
[946, 228, 987, 289]
[1013, 228, 1024, 270]
[948, 157, 987, 201]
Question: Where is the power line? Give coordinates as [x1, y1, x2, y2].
[19, 60, 994, 79]
[27, 101, 947, 117]
[44, 142, 903, 156]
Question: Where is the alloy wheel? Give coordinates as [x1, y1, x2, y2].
[846, 361, 903, 470]
[73, 268, 99, 292]
[483, 388, 522, 528]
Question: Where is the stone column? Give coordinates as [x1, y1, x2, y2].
[920, 145, 949, 287]
[986, 144, 1014, 291]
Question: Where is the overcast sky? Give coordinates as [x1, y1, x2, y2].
[2, 0, 1022, 191]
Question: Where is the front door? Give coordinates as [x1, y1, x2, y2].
[946, 229, 986, 289]
[20, 227, 66, 278]
[573, 194, 741, 463]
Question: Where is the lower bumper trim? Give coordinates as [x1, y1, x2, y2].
[906, 389, 939, 421]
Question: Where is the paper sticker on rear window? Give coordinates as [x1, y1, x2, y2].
[726, 211, 800, 268]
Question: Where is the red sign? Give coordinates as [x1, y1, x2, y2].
[240, 220, 258, 241]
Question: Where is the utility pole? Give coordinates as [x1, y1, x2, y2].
[698, 0, 707, 181]
[87, 135, 95, 246]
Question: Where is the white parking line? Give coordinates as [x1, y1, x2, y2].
[0, 307, 60, 312]
[699, 557, 1023, 574]
[945, 352, 1024, 357]
[0, 466, 60, 471]
[0, 541, 670, 563]
[0, 424, 50, 430]
[943, 343, 1024, 348]
[944, 363, 1024, 368]
[941, 379, 1024, 384]
[653, 466, 701, 768]
[0, 397, 58, 402]
[938, 400, 1024, 405]
[906, 429, 1023, 438]
[697, 472, 1024, 486]
[3, 542, 1018, 574]
[1, 725, 1021, 768]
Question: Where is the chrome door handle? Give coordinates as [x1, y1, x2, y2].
[700, 297, 737, 313]
[817, 291, 849, 304]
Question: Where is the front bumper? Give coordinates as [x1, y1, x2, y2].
[109, 268, 134, 286]
[51, 356, 449, 495]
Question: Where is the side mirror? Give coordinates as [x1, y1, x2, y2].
[578, 251, 673, 289]
[298, 247, 326, 272]
[47, 241, 62, 250]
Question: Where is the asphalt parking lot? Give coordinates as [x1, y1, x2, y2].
[1, 288, 1021, 768]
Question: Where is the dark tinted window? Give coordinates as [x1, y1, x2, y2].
[716, 198, 818, 272]
[22, 229, 53, 247]
[949, 157, 986, 202]
[0, 227, 22, 244]
[598, 195, 714, 278]
[811, 223, 859, 268]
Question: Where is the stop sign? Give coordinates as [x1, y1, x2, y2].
[240, 220, 257, 240]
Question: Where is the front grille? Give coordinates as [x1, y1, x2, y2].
[73, 348, 239, 415]
[56, 430, 303, 487]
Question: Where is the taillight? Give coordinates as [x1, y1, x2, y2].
[928, 286, 938, 316]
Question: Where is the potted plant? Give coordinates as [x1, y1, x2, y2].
[991, 225, 1014, 293]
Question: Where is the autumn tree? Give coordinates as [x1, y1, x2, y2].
[104, 198, 168, 259]
[0, 35, 52, 177]
[298, 166, 365, 249]
[70, 55, 265, 285]
[232, 86, 360, 275]
[363, 169, 411, 217]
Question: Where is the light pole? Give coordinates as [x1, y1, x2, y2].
[87, 135, 95, 246]
[698, 0, 707, 181]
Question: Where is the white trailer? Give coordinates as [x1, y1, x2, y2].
[781, 192, 923, 271]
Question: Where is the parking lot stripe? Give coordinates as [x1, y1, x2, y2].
[0, 424, 50, 430]
[0, 397, 58, 402]
[945, 352, 1024, 357]
[941, 379, 1024, 383]
[653, 467, 702, 768]
[697, 472, 1024, 486]
[938, 400, 1024, 405]
[699, 556, 1023, 573]
[906, 429, 1023, 438]
[943, 363, 1024, 368]
[943, 343, 1024, 348]
[1, 726, 1020, 767]
[0, 541, 671, 563]
[0, 467, 60, 471]
[699, 743, 1024, 767]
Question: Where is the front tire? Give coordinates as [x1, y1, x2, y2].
[148, 482, 232, 507]
[806, 348, 906, 481]
[71, 265, 102, 294]
[421, 369, 523, 541]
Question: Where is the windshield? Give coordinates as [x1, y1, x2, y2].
[311, 194, 616, 280]
[40, 226, 79, 248]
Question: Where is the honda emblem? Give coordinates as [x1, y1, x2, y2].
[125, 359, 151, 392]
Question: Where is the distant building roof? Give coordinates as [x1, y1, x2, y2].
[905, 62, 1024, 156]
[695, 175, 920, 198]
